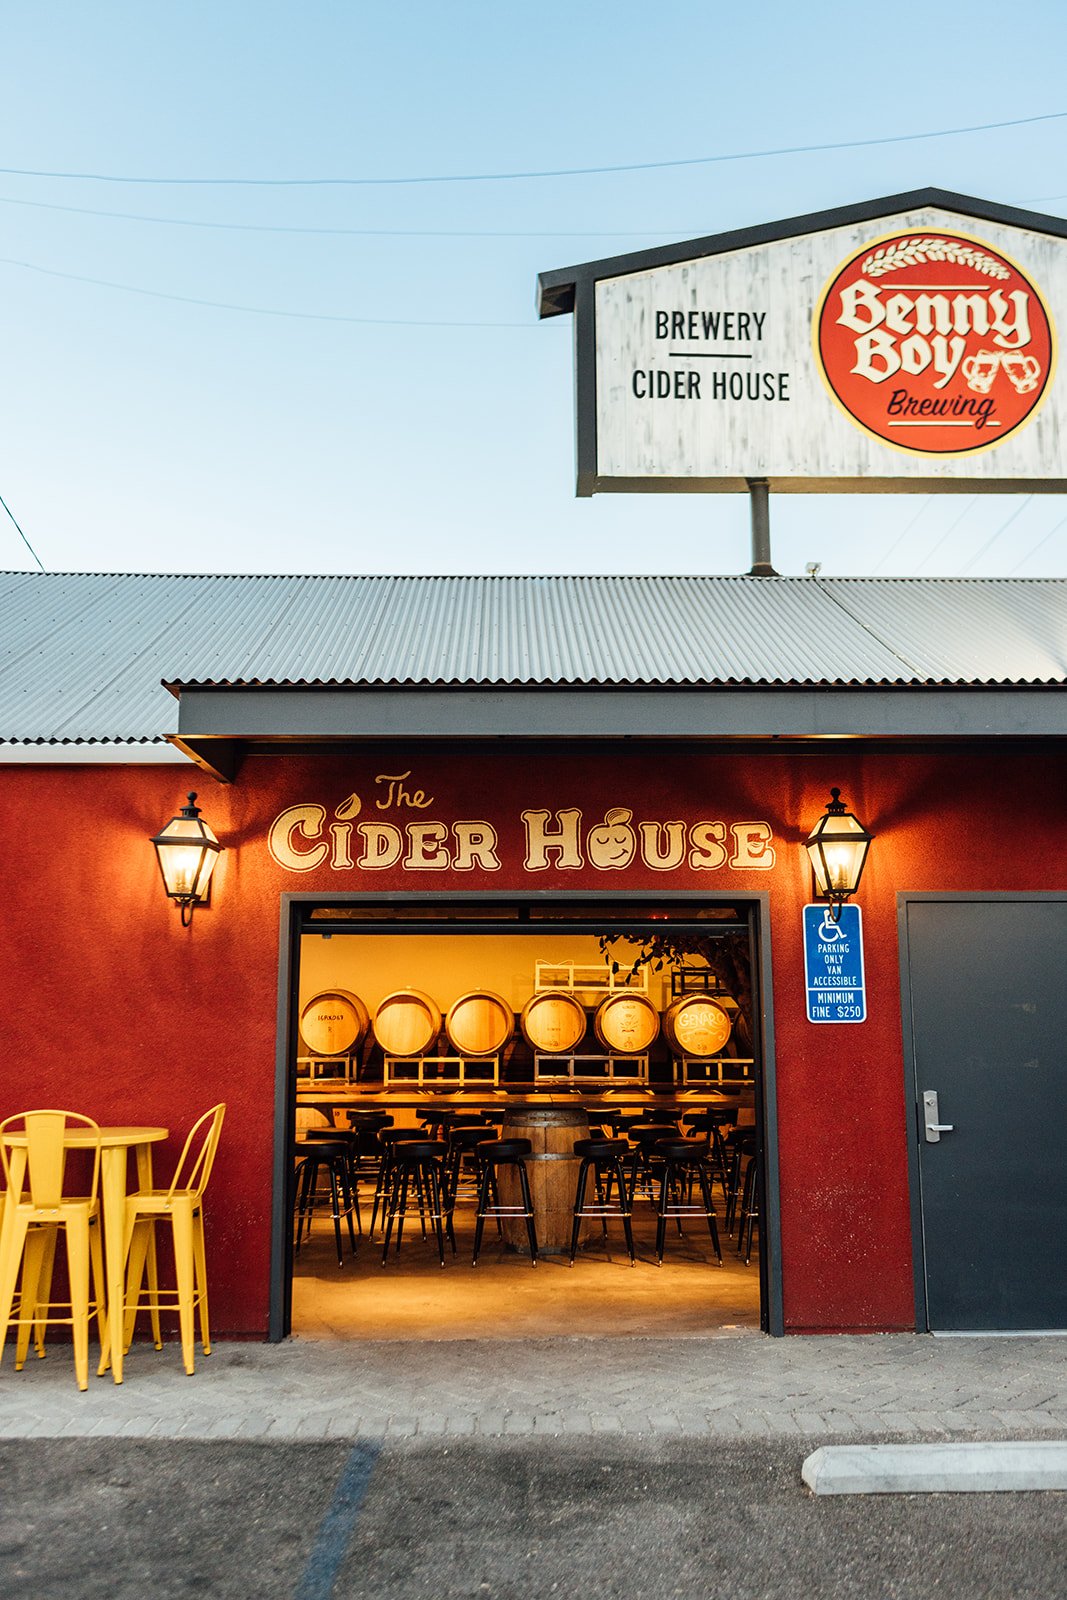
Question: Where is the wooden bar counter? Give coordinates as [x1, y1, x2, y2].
[296, 1086, 748, 1120]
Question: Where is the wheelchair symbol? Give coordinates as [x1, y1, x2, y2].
[818, 914, 844, 943]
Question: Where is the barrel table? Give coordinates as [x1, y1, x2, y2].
[495, 1103, 592, 1255]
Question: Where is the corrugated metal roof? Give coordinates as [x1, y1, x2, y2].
[0, 571, 1064, 744]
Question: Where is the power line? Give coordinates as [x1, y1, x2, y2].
[870, 497, 933, 574]
[912, 496, 979, 573]
[959, 495, 1035, 574]
[0, 490, 45, 570]
[0, 110, 1063, 187]
[0, 193, 688, 239]
[1006, 509, 1067, 574]
[0, 256, 553, 328]
[1, 188, 1063, 246]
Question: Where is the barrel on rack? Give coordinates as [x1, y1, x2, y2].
[663, 994, 733, 1058]
[372, 989, 442, 1057]
[497, 1104, 591, 1254]
[445, 991, 514, 1057]
[519, 991, 587, 1054]
[299, 989, 370, 1057]
[593, 992, 660, 1055]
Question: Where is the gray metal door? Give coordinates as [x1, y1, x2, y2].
[906, 899, 1067, 1331]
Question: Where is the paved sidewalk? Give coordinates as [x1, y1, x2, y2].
[2, 1333, 1066, 1441]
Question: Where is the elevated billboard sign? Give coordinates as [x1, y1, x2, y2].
[537, 189, 1067, 496]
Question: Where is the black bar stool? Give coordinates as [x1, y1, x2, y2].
[627, 1123, 680, 1205]
[725, 1129, 758, 1234]
[369, 1129, 433, 1237]
[380, 1140, 454, 1266]
[344, 1110, 393, 1188]
[737, 1148, 759, 1263]
[726, 1126, 758, 1235]
[300, 1127, 364, 1233]
[293, 1139, 359, 1265]
[568, 1138, 635, 1265]
[651, 1137, 723, 1267]
[417, 1109, 465, 1139]
[444, 1124, 496, 1216]
[682, 1110, 733, 1195]
[471, 1140, 538, 1267]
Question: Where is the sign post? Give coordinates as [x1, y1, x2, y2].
[803, 904, 867, 1024]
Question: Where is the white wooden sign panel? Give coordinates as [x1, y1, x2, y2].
[594, 206, 1067, 489]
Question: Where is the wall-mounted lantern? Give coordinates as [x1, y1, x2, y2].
[804, 788, 872, 921]
[150, 792, 223, 925]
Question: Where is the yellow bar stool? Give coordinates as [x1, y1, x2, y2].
[0, 1110, 108, 1391]
[0, 1182, 56, 1362]
[118, 1103, 226, 1376]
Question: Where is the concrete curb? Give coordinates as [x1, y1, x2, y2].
[802, 1440, 1067, 1494]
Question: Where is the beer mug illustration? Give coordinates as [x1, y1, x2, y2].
[1000, 352, 1042, 394]
[962, 350, 1000, 393]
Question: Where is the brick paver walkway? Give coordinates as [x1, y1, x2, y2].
[3, 1334, 1066, 1441]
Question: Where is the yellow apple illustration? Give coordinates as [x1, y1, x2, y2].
[588, 807, 637, 870]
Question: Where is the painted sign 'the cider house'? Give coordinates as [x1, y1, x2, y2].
[267, 770, 776, 877]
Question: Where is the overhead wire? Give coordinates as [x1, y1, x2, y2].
[959, 495, 1035, 573]
[869, 497, 934, 574]
[0, 187, 1062, 246]
[0, 109, 1063, 187]
[0, 490, 45, 570]
[0, 194, 692, 239]
[912, 496, 980, 574]
[1006, 509, 1067, 574]
[0, 256, 551, 328]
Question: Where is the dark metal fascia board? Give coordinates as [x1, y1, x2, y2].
[174, 685, 1066, 740]
[536, 188, 1067, 317]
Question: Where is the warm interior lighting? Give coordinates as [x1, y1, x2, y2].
[151, 792, 222, 925]
[804, 788, 872, 920]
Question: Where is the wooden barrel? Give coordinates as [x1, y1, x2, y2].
[519, 991, 587, 1054]
[497, 1105, 591, 1254]
[663, 995, 733, 1058]
[299, 989, 370, 1056]
[445, 991, 514, 1057]
[594, 992, 660, 1054]
[372, 989, 442, 1056]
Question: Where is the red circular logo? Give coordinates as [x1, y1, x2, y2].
[814, 231, 1054, 455]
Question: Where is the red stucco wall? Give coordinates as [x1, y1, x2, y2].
[3, 743, 1064, 1336]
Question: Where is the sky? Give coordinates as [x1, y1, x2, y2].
[2, 1, 1067, 580]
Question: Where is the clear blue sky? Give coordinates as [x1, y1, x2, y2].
[2, 1, 1066, 578]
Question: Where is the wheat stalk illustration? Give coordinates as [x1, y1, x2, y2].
[861, 237, 1010, 280]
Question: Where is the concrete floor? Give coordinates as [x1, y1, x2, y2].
[291, 1188, 762, 1341]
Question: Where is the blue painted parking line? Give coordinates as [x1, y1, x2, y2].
[294, 1443, 381, 1600]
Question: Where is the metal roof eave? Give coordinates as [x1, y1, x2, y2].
[171, 681, 1067, 751]
[536, 188, 1067, 317]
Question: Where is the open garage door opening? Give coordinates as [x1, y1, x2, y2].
[275, 899, 773, 1341]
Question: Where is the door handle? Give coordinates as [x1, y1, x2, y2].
[922, 1090, 954, 1143]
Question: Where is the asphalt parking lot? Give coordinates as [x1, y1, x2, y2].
[2, 1437, 1064, 1600]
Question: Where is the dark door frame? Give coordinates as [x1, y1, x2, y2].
[897, 891, 1067, 1333]
[270, 889, 782, 1340]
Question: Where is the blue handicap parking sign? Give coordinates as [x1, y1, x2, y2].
[803, 904, 867, 1023]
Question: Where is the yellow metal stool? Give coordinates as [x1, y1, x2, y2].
[116, 1103, 226, 1376]
[0, 1111, 108, 1391]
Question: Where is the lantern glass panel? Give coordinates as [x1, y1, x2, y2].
[807, 813, 870, 896]
[154, 815, 220, 901]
